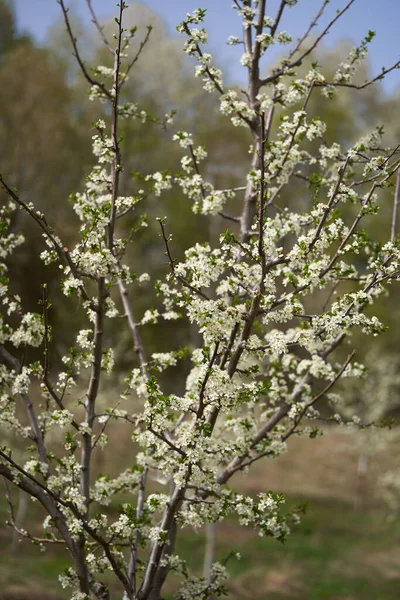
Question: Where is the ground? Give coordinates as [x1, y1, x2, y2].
[1, 428, 399, 599]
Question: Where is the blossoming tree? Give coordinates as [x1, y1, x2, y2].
[0, 1, 399, 598]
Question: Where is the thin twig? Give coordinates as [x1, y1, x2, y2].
[260, 0, 356, 87]
[158, 219, 210, 300]
[282, 351, 356, 442]
[58, 0, 112, 100]
[0, 175, 93, 306]
[0, 347, 48, 466]
[218, 211, 240, 223]
[85, 0, 114, 53]
[80, 279, 107, 510]
[319, 59, 400, 90]
[120, 26, 153, 87]
[308, 156, 350, 252]
[391, 171, 400, 242]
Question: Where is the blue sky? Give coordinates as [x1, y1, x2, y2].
[13, 0, 400, 91]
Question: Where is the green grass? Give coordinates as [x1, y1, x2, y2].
[171, 497, 400, 600]
[228, 498, 400, 599]
[2, 427, 400, 599]
[2, 494, 400, 599]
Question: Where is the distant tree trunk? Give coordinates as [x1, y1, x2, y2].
[354, 452, 369, 511]
[11, 489, 28, 551]
[204, 522, 217, 591]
